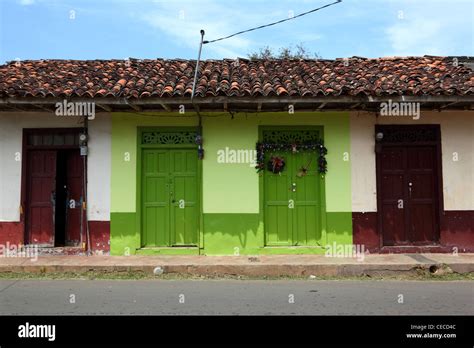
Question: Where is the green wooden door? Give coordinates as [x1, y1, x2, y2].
[263, 129, 323, 246]
[142, 149, 199, 247]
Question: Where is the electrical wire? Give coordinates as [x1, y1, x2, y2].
[203, 0, 342, 44]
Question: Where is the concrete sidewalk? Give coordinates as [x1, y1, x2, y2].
[0, 253, 473, 276]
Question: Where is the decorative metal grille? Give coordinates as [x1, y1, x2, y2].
[142, 131, 197, 145]
[262, 130, 320, 144]
[377, 127, 438, 143]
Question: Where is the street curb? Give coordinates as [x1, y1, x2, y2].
[1, 262, 473, 276]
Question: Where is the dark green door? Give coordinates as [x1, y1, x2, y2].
[142, 149, 199, 247]
[263, 130, 323, 246]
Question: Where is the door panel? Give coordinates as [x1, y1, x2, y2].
[293, 151, 321, 245]
[264, 147, 322, 246]
[27, 151, 56, 246]
[379, 144, 439, 245]
[141, 148, 199, 247]
[264, 150, 292, 245]
[65, 150, 85, 245]
[170, 150, 198, 246]
[406, 146, 437, 244]
[142, 149, 170, 247]
[379, 148, 406, 245]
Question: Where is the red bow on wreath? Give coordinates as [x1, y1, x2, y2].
[268, 156, 285, 174]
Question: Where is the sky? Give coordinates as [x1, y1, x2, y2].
[0, 0, 473, 64]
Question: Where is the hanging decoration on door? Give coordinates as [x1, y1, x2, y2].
[255, 141, 328, 174]
[297, 157, 313, 177]
[267, 156, 286, 174]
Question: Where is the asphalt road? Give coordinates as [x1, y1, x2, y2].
[0, 279, 472, 315]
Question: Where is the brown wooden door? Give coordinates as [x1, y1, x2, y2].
[65, 150, 85, 245]
[26, 151, 57, 246]
[379, 145, 439, 245]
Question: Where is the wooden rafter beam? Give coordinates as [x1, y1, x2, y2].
[350, 102, 362, 109]
[3, 103, 27, 112]
[96, 104, 112, 112]
[440, 101, 459, 109]
[32, 104, 54, 112]
[128, 103, 142, 111]
[124, 99, 142, 111]
[159, 102, 171, 112]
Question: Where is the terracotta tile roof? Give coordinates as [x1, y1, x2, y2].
[0, 56, 473, 99]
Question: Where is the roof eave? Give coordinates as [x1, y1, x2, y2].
[0, 95, 473, 113]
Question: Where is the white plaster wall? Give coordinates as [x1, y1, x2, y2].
[87, 115, 111, 220]
[350, 111, 474, 211]
[0, 112, 111, 221]
[350, 112, 377, 212]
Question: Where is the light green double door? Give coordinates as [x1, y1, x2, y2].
[264, 150, 323, 246]
[141, 149, 199, 247]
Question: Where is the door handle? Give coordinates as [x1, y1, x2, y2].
[408, 182, 412, 197]
[291, 183, 296, 192]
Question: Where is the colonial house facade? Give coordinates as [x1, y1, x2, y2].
[0, 56, 472, 255]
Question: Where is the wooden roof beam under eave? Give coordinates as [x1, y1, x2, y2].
[124, 99, 142, 111]
[96, 104, 113, 112]
[350, 102, 362, 109]
[129, 103, 142, 111]
[3, 103, 28, 112]
[31, 104, 55, 112]
[159, 102, 171, 112]
[439, 101, 459, 109]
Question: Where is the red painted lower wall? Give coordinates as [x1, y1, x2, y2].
[0, 222, 24, 246]
[440, 211, 474, 252]
[352, 212, 379, 251]
[0, 221, 110, 253]
[353, 211, 474, 253]
[88, 221, 110, 252]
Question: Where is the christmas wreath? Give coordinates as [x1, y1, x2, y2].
[267, 156, 285, 174]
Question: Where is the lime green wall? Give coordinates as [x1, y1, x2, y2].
[203, 118, 259, 213]
[110, 112, 352, 255]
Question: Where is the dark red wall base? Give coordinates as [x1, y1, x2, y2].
[0, 221, 110, 253]
[353, 211, 474, 253]
[352, 212, 379, 251]
[0, 222, 24, 246]
[439, 211, 474, 253]
[88, 221, 110, 252]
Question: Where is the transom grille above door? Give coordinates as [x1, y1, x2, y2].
[262, 129, 321, 143]
[142, 131, 197, 145]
